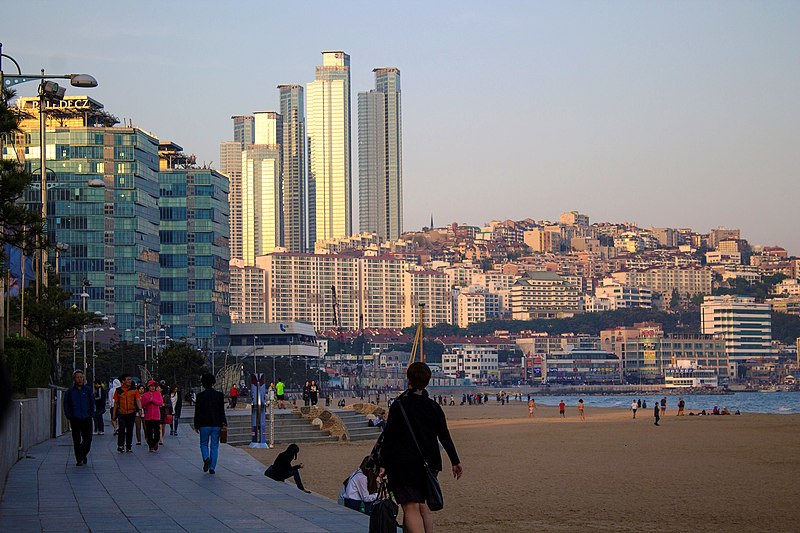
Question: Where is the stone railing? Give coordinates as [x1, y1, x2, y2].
[297, 406, 349, 442]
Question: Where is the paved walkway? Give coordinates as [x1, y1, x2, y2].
[0, 425, 368, 532]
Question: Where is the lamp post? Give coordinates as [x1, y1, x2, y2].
[80, 279, 90, 372]
[143, 297, 152, 372]
[0, 44, 98, 294]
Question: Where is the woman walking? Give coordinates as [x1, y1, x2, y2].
[309, 380, 319, 406]
[379, 362, 463, 533]
[93, 380, 107, 434]
[135, 384, 145, 446]
[170, 385, 182, 435]
[265, 444, 310, 492]
[141, 380, 164, 451]
[194, 373, 227, 474]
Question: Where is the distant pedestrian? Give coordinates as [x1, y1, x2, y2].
[63, 370, 94, 466]
[637, 398, 641, 409]
[660, 397, 667, 416]
[276, 378, 286, 409]
[229, 384, 239, 409]
[578, 399, 585, 421]
[170, 385, 183, 435]
[158, 381, 172, 444]
[108, 378, 120, 436]
[559, 400, 566, 418]
[265, 443, 310, 492]
[92, 379, 107, 435]
[642, 399, 647, 409]
[310, 380, 319, 406]
[677, 397, 685, 416]
[302, 380, 311, 406]
[654, 402, 660, 426]
[194, 373, 227, 474]
[631, 400, 638, 419]
[449, 395, 455, 406]
[141, 380, 164, 452]
[528, 399, 537, 418]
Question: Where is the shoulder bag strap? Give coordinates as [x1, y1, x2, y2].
[397, 398, 430, 469]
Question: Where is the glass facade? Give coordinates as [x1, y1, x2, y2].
[358, 67, 403, 242]
[159, 169, 231, 347]
[19, 122, 160, 335]
[278, 84, 307, 252]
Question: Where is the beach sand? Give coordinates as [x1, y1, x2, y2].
[245, 401, 800, 532]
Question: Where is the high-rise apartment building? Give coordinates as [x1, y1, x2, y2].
[241, 144, 282, 263]
[220, 140, 244, 260]
[358, 67, 403, 241]
[510, 272, 582, 319]
[11, 96, 160, 337]
[232, 115, 255, 148]
[278, 85, 307, 252]
[254, 111, 282, 146]
[307, 50, 352, 247]
[158, 144, 231, 346]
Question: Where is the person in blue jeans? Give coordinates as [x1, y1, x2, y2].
[194, 373, 227, 474]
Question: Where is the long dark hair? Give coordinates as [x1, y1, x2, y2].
[286, 443, 299, 460]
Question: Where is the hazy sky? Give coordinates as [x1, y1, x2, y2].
[4, 1, 799, 254]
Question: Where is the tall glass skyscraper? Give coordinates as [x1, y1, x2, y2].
[232, 115, 255, 148]
[278, 84, 307, 252]
[241, 142, 282, 264]
[307, 50, 352, 247]
[221, 115, 255, 262]
[158, 147, 231, 348]
[358, 67, 403, 241]
[13, 96, 161, 338]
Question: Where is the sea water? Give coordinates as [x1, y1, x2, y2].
[525, 392, 800, 415]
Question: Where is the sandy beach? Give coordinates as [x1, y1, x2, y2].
[246, 401, 800, 532]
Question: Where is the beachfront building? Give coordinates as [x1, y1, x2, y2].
[358, 67, 403, 242]
[11, 96, 161, 337]
[228, 322, 319, 362]
[158, 146, 231, 346]
[307, 50, 352, 247]
[510, 272, 582, 319]
[540, 348, 620, 385]
[664, 360, 719, 388]
[702, 296, 776, 373]
[442, 345, 500, 384]
[229, 259, 267, 323]
[621, 333, 728, 383]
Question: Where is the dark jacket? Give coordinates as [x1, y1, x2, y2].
[268, 448, 300, 480]
[380, 390, 460, 491]
[173, 391, 183, 417]
[194, 388, 227, 428]
[94, 387, 107, 414]
[64, 384, 95, 420]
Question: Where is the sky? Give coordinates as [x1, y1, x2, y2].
[4, 1, 799, 254]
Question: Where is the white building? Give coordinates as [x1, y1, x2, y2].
[456, 288, 487, 328]
[595, 279, 652, 310]
[701, 296, 776, 362]
[442, 346, 499, 384]
[510, 271, 582, 319]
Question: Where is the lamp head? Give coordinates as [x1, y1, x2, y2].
[69, 74, 98, 88]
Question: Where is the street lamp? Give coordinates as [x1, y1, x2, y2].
[80, 279, 90, 372]
[0, 44, 98, 295]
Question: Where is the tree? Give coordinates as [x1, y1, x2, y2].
[158, 342, 208, 391]
[669, 289, 682, 310]
[2, 336, 49, 394]
[12, 276, 99, 385]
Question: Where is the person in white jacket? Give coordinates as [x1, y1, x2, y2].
[108, 378, 121, 435]
[340, 456, 379, 515]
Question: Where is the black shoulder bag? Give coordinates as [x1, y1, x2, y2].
[397, 399, 444, 512]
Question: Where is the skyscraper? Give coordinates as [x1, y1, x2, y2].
[241, 134, 282, 264]
[307, 50, 351, 247]
[232, 115, 255, 148]
[358, 67, 403, 241]
[221, 115, 254, 262]
[278, 84, 307, 252]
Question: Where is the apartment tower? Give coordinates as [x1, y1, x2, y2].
[278, 84, 307, 252]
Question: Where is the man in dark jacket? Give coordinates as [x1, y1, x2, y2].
[654, 401, 661, 426]
[194, 373, 227, 474]
[64, 370, 95, 466]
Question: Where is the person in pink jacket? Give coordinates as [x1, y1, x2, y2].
[141, 380, 165, 452]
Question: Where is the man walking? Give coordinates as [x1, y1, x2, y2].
[276, 378, 285, 409]
[112, 374, 143, 453]
[63, 370, 95, 466]
[631, 400, 638, 419]
[194, 373, 227, 474]
[677, 397, 685, 416]
[654, 401, 660, 426]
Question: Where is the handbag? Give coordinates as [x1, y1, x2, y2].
[165, 414, 173, 425]
[369, 480, 399, 533]
[397, 399, 444, 512]
[220, 426, 228, 444]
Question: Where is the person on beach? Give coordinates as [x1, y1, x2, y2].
[379, 362, 463, 533]
[642, 399, 647, 409]
[578, 399, 585, 421]
[93, 379, 107, 435]
[112, 375, 143, 453]
[341, 456, 380, 514]
[265, 443, 310, 492]
[528, 398, 537, 418]
[559, 400, 566, 418]
[660, 397, 667, 417]
[194, 373, 227, 474]
[637, 398, 641, 409]
[63, 370, 94, 466]
[631, 400, 638, 419]
[654, 401, 660, 426]
[141, 380, 164, 452]
[677, 397, 685, 416]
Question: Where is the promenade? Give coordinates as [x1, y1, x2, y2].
[0, 425, 368, 532]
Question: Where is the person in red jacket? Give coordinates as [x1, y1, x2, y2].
[141, 380, 164, 452]
[229, 384, 239, 409]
